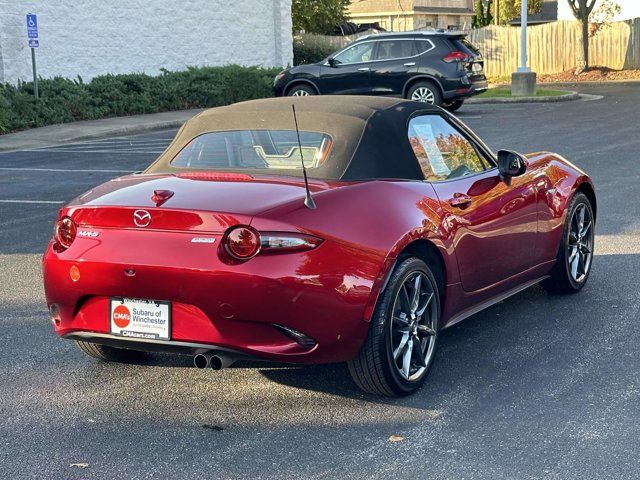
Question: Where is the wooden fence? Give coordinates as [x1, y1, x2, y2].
[469, 18, 640, 77]
[298, 18, 640, 77]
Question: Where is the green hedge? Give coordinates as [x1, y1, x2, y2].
[0, 65, 280, 134]
[293, 37, 336, 65]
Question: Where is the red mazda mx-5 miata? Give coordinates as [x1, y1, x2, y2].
[43, 96, 596, 396]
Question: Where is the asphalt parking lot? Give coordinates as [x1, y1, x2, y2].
[1, 83, 639, 479]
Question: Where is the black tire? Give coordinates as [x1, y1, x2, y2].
[443, 99, 464, 112]
[75, 340, 149, 363]
[541, 192, 595, 294]
[406, 81, 443, 106]
[287, 84, 316, 97]
[348, 257, 441, 396]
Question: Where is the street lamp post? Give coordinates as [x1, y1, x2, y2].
[518, 0, 530, 72]
[511, 0, 537, 95]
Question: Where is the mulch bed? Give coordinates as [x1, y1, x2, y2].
[538, 66, 640, 82]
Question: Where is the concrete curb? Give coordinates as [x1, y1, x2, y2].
[467, 91, 579, 104]
[0, 109, 202, 152]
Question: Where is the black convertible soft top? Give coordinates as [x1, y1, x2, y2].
[146, 96, 442, 180]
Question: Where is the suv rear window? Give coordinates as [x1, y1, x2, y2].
[415, 39, 435, 55]
[171, 130, 333, 171]
[448, 37, 481, 56]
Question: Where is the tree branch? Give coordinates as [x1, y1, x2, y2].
[568, 0, 579, 18]
[586, 0, 597, 15]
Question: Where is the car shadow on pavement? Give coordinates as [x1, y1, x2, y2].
[255, 270, 616, 408]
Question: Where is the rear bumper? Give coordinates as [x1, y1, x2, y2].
[443, 77, 488, 100]
[63, 331, 250, 358]
[43, 233, 382, 364]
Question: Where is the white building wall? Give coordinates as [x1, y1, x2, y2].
[558, 0, 640, 21]
[0, 0, 293, 84]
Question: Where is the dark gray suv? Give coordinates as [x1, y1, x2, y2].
[273, 31, 488, 112]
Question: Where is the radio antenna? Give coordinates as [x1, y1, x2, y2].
[292, 104, 316, 210]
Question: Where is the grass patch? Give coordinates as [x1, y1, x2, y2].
[478, 87, 570, 98]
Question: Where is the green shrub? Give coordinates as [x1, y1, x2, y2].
[0, 65, 280, 134]
[293, 37, 337, 65]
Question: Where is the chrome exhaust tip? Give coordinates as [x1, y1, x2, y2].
[210, 353, 233, 370]
[193, 353, 210, 369]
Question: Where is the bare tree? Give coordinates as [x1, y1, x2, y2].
[568, 0, 597, 74]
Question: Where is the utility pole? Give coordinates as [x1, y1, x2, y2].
[511, 0, 537, 96]
[518, 0, 530, 71]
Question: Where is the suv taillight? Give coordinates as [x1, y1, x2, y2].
[443, 51, 471, 63]
[54, 216, 77, 249]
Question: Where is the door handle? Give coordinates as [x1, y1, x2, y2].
[450, 193, 472, 208]
[357, 67, 370, 72]
[403, 62, 416, 66]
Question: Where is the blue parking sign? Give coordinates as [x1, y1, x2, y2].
[26, 13, 38, 39]
[29, 39, 39, 48]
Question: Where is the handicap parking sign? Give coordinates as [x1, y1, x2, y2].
[26, 13, 38, 39]
[29, 39, 39, 48]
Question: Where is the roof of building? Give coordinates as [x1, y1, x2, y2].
[349, 0, 473, 16]
[349, 0, 414, 15]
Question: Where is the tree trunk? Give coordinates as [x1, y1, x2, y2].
[575, 17, 589, 74]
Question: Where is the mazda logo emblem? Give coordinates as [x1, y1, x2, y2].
[133, 210, 152, 228]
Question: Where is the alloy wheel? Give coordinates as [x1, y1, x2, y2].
[411, 87, 435, 104]
[291, 90, 310, 96]
[567, 203, 594, 283]
[389, 271, 438, 381]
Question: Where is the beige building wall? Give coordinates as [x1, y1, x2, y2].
[348, 0, 474, 31]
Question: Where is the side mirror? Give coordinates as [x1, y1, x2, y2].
[497, 150, 528, 178]
[327, 57, 337, 67]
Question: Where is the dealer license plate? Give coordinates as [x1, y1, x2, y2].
[110, 297, 171, 340]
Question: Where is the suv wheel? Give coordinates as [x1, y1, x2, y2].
[288, 84, 316, 96]
[407, 81, 442, 106]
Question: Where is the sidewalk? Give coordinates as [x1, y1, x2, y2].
[0, 109, 202, 152]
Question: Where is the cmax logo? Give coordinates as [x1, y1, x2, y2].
[112, 305, 131, 328]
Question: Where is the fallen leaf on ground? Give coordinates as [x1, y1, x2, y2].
[388, 435, 404, 442]
[70, 463, 90, 468]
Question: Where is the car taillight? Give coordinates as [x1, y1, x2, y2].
[260, 233, 323, 254]
[223, 226, 323, 261]
[224, 226, 261, 260]
[54, 216, 77, 249]
[443, 51, 471, 63]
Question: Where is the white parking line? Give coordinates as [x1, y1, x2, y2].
[0, 167, 132, 173]
[0, 200, 64, 204]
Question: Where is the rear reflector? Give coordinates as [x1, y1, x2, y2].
[177, 172, 253, 181]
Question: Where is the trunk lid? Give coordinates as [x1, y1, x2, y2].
[67, 173, 337, 232]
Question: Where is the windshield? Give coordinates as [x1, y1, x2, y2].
[171, 130, 333, 172]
